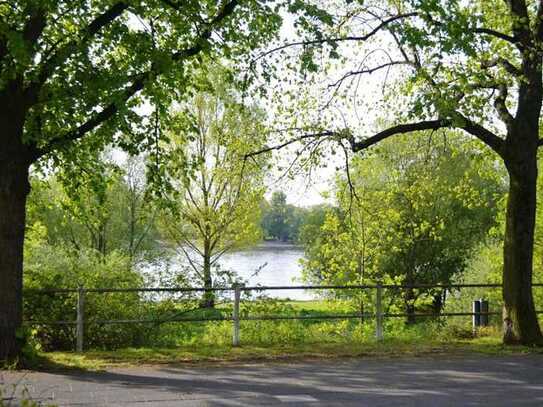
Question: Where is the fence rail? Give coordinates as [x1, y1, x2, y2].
[23, 283, 543, 352]
[25, 282, 543, 294]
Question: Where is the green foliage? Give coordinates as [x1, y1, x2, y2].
[1, 0, 283, 161]
[261, 191, 298, 241]
[261, 191, 331, 243]
[160, 66, 269, 290]
[302, 132, 504, 317]
[27, 154, 162, 265]
[446, 155, 543, 315]
[262, 191, 290, 241]
[298, 204, 330, 246]
[23, 223, 147, 350]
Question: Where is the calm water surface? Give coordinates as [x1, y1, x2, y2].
[219, 242, 312, 300]
[144, 242, 312, 299]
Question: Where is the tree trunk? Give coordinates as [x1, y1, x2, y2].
[200, 241, 214, 308]
[432, 291, 444, 316]
[0, 158, 31, 361]
[502, 146, 543, 345]
[404, 287, 416, 325]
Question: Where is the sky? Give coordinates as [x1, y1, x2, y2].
[122, 5, 402, 208]
[258, 6, 404, 207]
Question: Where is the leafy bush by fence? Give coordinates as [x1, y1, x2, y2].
[22, 283, 543, 351]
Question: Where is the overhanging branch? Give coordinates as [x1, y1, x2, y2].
[456, 113, 504, 156]
[244, 131, 338, 159]
[35, 0, 239, 158]
[254, 12, 417, 63]
[328, 60, 412, 89]
[352, 117, 504, 157]
[472, 27, 518, 45]
[351, 120, 450, 152]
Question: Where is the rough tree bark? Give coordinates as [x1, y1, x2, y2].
[0, 162, 31, 361]
[499, 43, 543, 345]
[0, 106, 33, 360]
[502, 136, 543, 344]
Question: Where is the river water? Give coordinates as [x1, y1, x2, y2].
[218, 241, 311, 300]
[143, 242, 312, 300]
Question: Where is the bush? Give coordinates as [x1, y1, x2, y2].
[23, 225, 148, 350]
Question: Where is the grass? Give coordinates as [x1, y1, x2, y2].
[29, 330, 543, 372]
[20, 297, 543, 371]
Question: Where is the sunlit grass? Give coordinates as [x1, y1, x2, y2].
[33, 326, 543, 371]
[21, 298, 543, 371]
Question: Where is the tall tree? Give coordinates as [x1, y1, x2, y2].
[161, 81, 268, 308]
[0, 0, 280, 360]
[262, 0, 543, 345]
[262, 191, 289, 241]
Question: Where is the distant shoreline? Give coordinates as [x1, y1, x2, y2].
[232, 240, 303, 253]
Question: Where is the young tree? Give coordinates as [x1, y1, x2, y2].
[0, 0, 281, 360]
[263, 0, 543, 344]
[161, 86, 268, 308]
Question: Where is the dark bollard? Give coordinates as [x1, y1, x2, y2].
[472, 299, 481, 330]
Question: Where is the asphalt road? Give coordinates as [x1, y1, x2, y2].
[2, 355, 543, 406]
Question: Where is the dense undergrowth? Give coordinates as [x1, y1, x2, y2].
[23, 295, 479, 351]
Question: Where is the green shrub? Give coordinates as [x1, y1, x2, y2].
[23, 227, 148, 350]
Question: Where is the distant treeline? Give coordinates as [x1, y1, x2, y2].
[260, 191, 329, 244]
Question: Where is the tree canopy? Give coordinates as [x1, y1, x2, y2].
[0, 0, 282, 360]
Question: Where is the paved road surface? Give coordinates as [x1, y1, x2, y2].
[2, 355, 543, 406]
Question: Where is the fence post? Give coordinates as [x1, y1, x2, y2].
[232, 284, 241, 347]
[375, 282, 384, 341]
[76, 286, 85, 352]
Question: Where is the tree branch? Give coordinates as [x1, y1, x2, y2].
[328, 60, 412, 89]
[34, 0, 239, 158]
[351, 117, 504, 157]
[28, 2, 129, 99]
[22, 6, 47, 46]
[33, 74, 145, 157]
[458, 113, 505, 156]
[481, 57, 521, 76]
[351, 120, 450, 152]
[472, 27, 518, 44]
[421, 11, 518, 46]
[493, 84, 514, 130]
[536, 0, 543, 41]
[254, 12, 417, 63]
[244, 131, 338, 158]
[506, 0, 532, 46]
